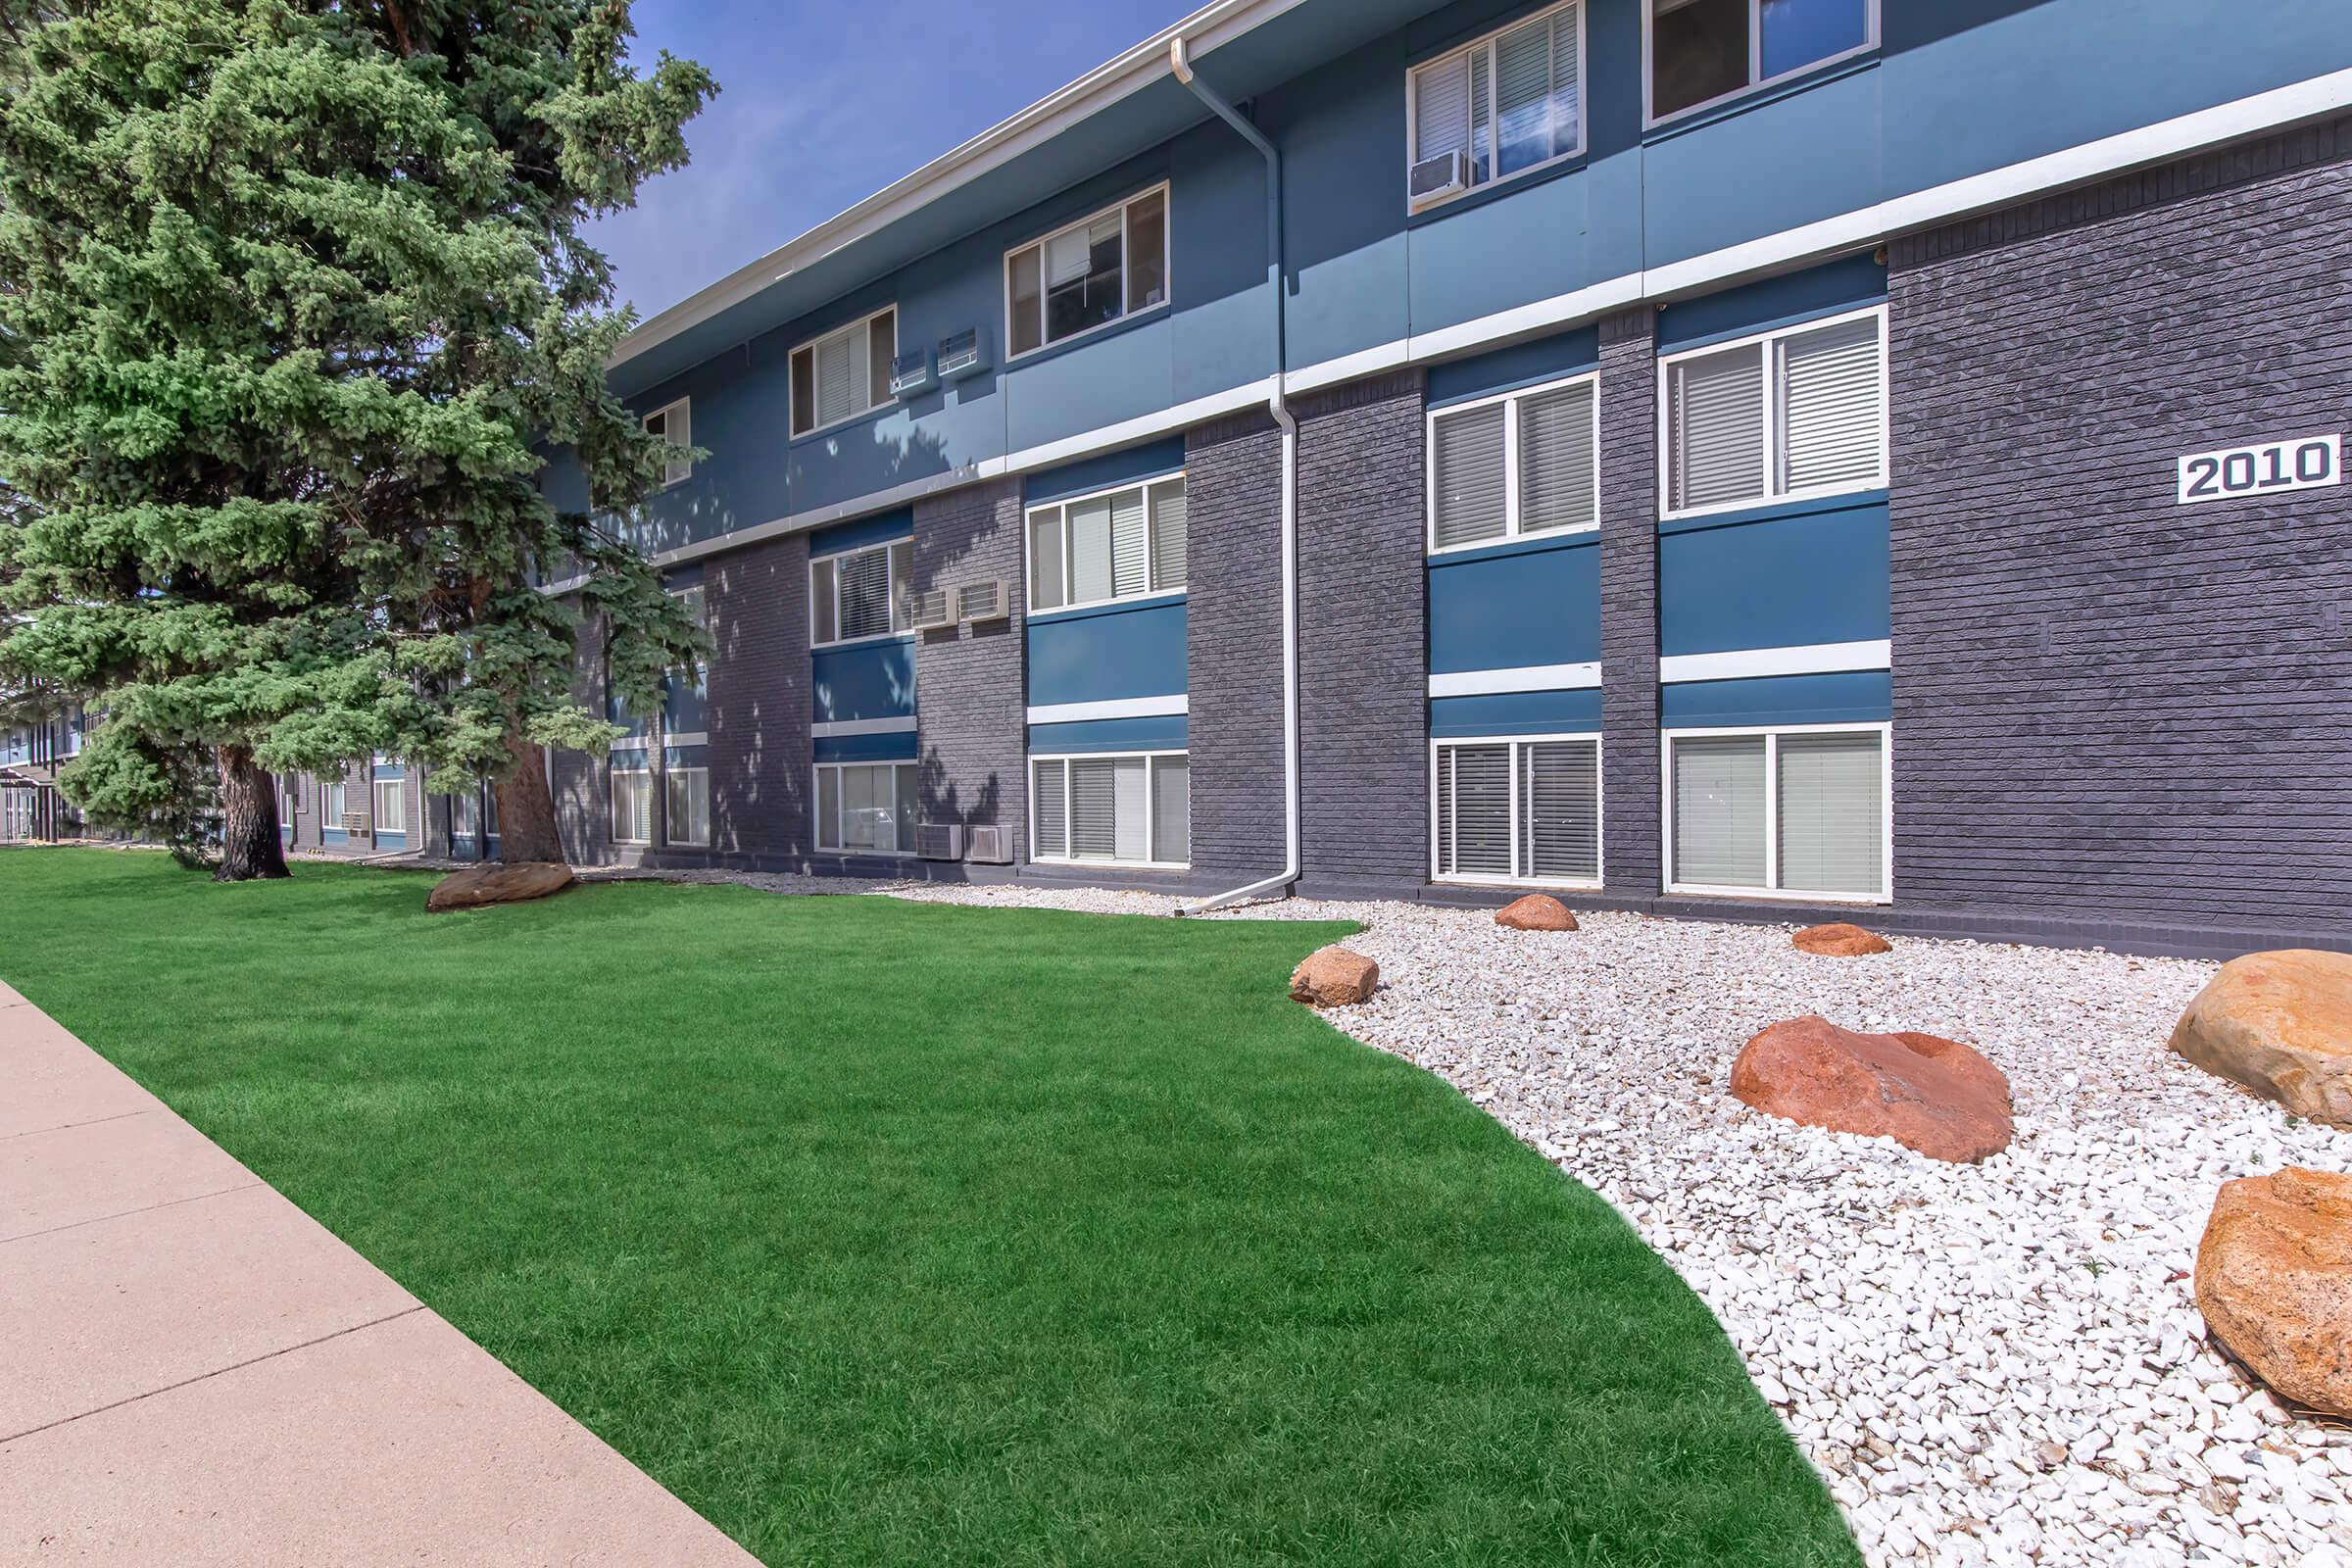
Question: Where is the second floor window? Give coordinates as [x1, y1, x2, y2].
[1429, 372, 1598, 552]
[1005, 186, 1168, 359]
[1661, 308, 1886, 517]
[1409, 1, 1584, 211]
[1648, 0, 1877, 122]
[790, 308, 896, 437]
[1026, 476, 1186, 613]
[810, 538, 914, 646]
[643, 398, 691, 485]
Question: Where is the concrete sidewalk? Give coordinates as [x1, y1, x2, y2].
[0, 979, 760, 1567]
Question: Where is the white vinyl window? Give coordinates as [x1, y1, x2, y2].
[322, 779, 346, 825]
[664, 762, 710, 847]
[1428, 371, 1599, 553]
[1408, 1, 1584, 209]
[809, 538, 916, 647]
[1030, 752, 1189, 868]
[611, 752, 654, 845]
[814, 761, 920, 856]
[643, 398, 692, 486]
[1646, 0, 1879, 124]
[371, 778, 404, 839]
[789, 307, 898, 438]
[1027, 475, 1186, 612]
[1432, 734, 1601, 887]
[1664, 724, 1888, 900]
[1005, 185, 1169, 359]
[1659, 307, 1886, 518]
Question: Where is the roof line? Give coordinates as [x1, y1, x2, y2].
[607, 0, 1312, 372]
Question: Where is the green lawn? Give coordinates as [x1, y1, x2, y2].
[0, 848, 1855, 1567]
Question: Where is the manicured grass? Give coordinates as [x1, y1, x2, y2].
[0, 848, 1855, 1567]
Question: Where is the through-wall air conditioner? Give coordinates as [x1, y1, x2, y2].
[889, 348, 935, 397]
[342, 811, 372, 835]
[1408, 150, 1469, 211]
[956, 580, 1010, 624]
[911, 588, 955, 632]
[966, 824, 1012, 864]
[917, 822, 963, 861]
[936, 327, 987, 381]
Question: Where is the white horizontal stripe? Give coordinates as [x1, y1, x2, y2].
[1427, 662, 1601, 698]
[810, 716, 918, 738]
[1659, 640, 1890, 683]
[1025, 694, 1189, 724]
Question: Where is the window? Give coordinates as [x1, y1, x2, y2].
[814, 761, 920, 856]
[1408, 1, 1583, 208]
[322, 779, 346, 824]
[1428, 373, 1598, 552]
[643, 398, 692, 486]
[372, 777, 405, 842]
[1005, 186, 1168, 359]
[1665, 725, 1886, 898]
[789, 308, 897, 437]
[1660, 308, 1886, 517]
[809, 538, 915, 646]
[1030, 753, 1189, 867]
[1027, 476, 1186, 612]
[665, 758, 710, 848]
[612, 751, 654, 844]
[1433, 736, 1600, 885]
[1648, 0, 1877, 122]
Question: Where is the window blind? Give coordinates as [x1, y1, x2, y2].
[1780, 317, 1884, 494]
[1111, 756, 1149, 861]
[1520, 740, 1598, 881]
[1413, 52, 1475, 167]
[836, 546, 892, 640]
[809, 558, 838, 644]
[1068, 758, 1119, 860]
[1068, 496, 1114, 605]
[611, 765, 654, 845]
[888, 541, 915, 633]
[1032, 760, 1066, 858]
[1518, 380, 1596, 534]
[1777, 732, 1883, 896]
[1439, 744, 1513, 877]
[1149, 481, 1187, 593]
[1432, 402, 1508, 549]
[1673, 735, 1767, 887]
[1109, 487, 1150, 600]
[1671, 343, 1766, 512]
[814, 325, 858, 429]
[1152, 756, 1190, 865]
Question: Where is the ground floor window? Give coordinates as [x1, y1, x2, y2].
[612, 751, 654, 845]
[1030, 752, 1189, 868]
[1665, 725, 1887, 899]
[815, 760, 919, 855]
[322, 779, 347, 829]
[1432, 735, 1600, 886]
[371, 771, 405, 846]
[665, 751, 710, 848]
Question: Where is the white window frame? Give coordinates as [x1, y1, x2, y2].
[811, 760, 918, 858]
[321, 778, 347, 835]
[1659, 720, 1891, 904]
[610, 748, 655, 846]
[643, 398, 692, 487]
[1028, 750, 1190, 870]
[1425, 369, 1601, 556]
[1654, 304, 1889, 523]
[371, 775, 406, 842]
[1429, 732, 1604, 890]
[1403, 0, 1588, 211]
[789, 305, 898, 440]
[1003, 183, 1172, 363]
[1642, 0, 1881, 127]
[1022, 473, 1187, 615]
[808, 536, 914, 650]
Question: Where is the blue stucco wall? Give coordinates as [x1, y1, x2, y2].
[1026, 599, 1190, 710]
[1431, 686, 1604, 737]
[1658, 494, 1890, 657]
[1428, 534, 1601, 674]
[811, 639, 916, 725]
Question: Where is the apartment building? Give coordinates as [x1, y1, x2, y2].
[485, 0, 2344, 957]
[0, 708, 83, 844]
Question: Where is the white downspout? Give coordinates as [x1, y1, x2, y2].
[1169, 36, 1300, 916]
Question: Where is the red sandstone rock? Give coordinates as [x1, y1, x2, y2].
[1731, 1014, 2014, 1163]
[1290, 947, 1379, 1008]
[2169, 950, 2352, 1128]
[2195, 1167, 2352, 1418]
[1793, 922, 1892, 956]
[1495, 895, 1577, 932]
[426, 861, 577, 913]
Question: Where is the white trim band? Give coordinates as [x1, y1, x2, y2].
[1659, 639, 1890, 683]
[1428, 662, 1601, 699]
[810, 716, 918, 739]
[1026, 695, 1190, 725]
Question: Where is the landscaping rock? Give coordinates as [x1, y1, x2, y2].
[1495, 895, 1577, 932]
[1792, 921, 1891, 956]
[2194, 1167, 2352, 1418]
[1731, 1014, 2014, 1162]
[1290, 946, 1378, 1008]
[2168, 949, 2352, 1127]
[426, 861, 577, 913]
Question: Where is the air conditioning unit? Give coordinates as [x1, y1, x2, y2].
[1408, 150, 1469, 211]
[916, 822, 963, 861]
[956, 579, 1009, 624]
[937, 327, 987, 381]
[342, 811, 372, 835]
[966, 824, 1012, 864]
[888, 348, 934, 397]
[911, 588, 954, 631]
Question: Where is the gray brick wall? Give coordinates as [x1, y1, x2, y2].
[1296, 369, 1430, 894]
[707, 531, 812, 862]
[913, 478, 1027, 864]
[1887, 117, 2352, 944]
[550, 602, 612, 865]
[1185, 408, 1288, 883]
[1598, 307, 1663, 900]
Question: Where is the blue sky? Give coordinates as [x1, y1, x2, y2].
[587, 0, 1198, 322]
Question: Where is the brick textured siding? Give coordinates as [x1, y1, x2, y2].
[707, 531, 812, 862]
[1598, 307, 1663, 900]
[1887, 118, 2352, 945]
[913, 478, 1027, 864]
[1185, 409, 1288, 884]
[1296, 369, 1430, 894]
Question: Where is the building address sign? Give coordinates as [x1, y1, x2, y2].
[2177, 433, 2341, 505]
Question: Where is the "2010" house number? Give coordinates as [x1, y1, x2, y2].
[2177, 434, 2341, 505]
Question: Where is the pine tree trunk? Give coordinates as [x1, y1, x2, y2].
[214, 744, 290, 881]
[492, 732, 567, 864]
